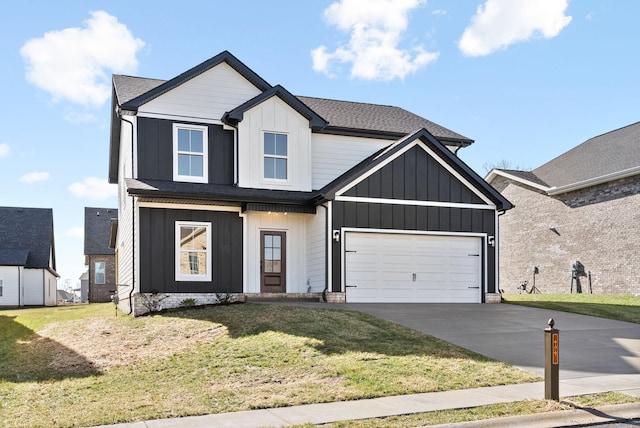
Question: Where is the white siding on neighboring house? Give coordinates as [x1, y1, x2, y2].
[138, 62, 262, 121]
[311, 134, 390, 190]
[305, 211, 326, 293]
[44, 271, 57, 306]
[238, 97, 312, 191]
[23, 269, 44, 305]
[245, 212, 307, 293]
[0, 266, 20, 306]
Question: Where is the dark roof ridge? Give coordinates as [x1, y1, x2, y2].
[297, 94, 398, 109]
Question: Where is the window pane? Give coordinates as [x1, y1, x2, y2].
[273, 235, 281, 247]
[275, 158, 287, 179]
[265, 260, 273, 273]
[178, 129, 190, 151]
[265, 247, 273, 261]
[273, 248, 281, 261]
[264, 157, 275, 178]
[178, 154, 190, 175]
[275, 134, 287, 156]
[264, 133, 275, 155]
[272, 260, 281, 273]
[264, 235, 272, 247]
[190, 130, 203, 152]
[191, 155, 203, 177]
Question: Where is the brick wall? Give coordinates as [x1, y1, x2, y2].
[88, 255, 117, 303]
[494, 175, 640, 295]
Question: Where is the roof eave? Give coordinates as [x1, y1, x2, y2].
[547, 166, 640, 196]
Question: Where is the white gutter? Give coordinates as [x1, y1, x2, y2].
[547, 166, 640, 195]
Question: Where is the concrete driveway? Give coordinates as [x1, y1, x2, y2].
[338, 303, 640, 380]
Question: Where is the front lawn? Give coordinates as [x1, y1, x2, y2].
[0, 303, 539, 428]
[502, 293, 640, 324]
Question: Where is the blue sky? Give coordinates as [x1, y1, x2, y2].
[1, 0, 639, 287]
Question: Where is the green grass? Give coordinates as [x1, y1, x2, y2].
[502, 293, 640, 324]
[0, 303, 539, 428]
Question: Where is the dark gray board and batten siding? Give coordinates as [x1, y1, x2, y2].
[331, 146, 498, 296]
[138, 208, 243, 294]
[136, 117, 234, 184]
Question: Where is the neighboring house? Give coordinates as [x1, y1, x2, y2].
[84, 207, 118, 302]
[0, 207, 58, 307]
[78, 270, 89, 303]
[487, 122, 640, 294]
[109, 50, 512, 316]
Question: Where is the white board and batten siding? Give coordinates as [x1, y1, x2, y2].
[0, 266, 20, 306]
[138, 62, 262, 121]
[305, 211, 326, 293]
[344, 232, 483, 303]
[237, 97, 312, 191]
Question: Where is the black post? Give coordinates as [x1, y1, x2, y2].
[544, 318, 559, 400]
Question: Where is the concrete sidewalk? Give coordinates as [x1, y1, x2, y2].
[97, 374, 640, 427]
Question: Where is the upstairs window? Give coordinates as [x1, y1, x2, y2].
[175, 221, 212, 282]
[173, 124, 208, 183]
[263, 132, 288, 180]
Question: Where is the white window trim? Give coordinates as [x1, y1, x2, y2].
[261, 131, 289, 184]
[173, 123, 209, 183]
[175, 221, 212, 282]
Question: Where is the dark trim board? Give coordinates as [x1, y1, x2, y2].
[138, 207, 243, 293]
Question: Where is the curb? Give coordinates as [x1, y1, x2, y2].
[428, 402, 640, 428]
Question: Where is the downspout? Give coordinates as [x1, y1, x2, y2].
[495, 209, 507, 296]
[120, 115, 136, 315]
[228, 122, 239, 186]
[319, 203, 329, 302]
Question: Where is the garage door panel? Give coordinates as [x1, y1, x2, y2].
[345, 232, 481, 303]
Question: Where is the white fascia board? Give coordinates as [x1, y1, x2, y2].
[335, 196, 495, 210]
[486, 169, 550, 192]
[547, 166, 640, 195]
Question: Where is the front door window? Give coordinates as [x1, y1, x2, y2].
[261, 231, 286, 292]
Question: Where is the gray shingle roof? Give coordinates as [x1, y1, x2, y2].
[84, 207, 118, 255]
[497, 169, 549, 187]
[111, 79, 472, 144]
[297, 96, 473, 144]
[0, 207, 56, 270]
[534, 121, 640, 188]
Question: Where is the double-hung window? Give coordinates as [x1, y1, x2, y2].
[173, 124, 208, 183]
[95, 262, 106, 284]
[175, 221, 212, 282]
[263, 132, 287, 180]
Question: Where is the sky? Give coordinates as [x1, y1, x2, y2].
[1, 0, 639, 287]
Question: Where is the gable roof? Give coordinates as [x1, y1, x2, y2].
[0, 207, 57, 273]
[318, 129, 512, 210]
[224, 85, 328, 131]
[118, 50, 271, 110]
[487, 121, 640, 194]
[84, 207, 118, 255]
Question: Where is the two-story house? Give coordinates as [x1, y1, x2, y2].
[109, 51, 512, 316]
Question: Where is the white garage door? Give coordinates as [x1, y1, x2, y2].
[345, 232, 482, 303]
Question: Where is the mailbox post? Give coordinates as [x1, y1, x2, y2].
[544, 318, 559, 400]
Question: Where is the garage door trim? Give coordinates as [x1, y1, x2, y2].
[341, 228, 488, 302]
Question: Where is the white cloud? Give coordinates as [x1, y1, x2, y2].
[19, 171, 50, 183]
[311, 0, 438, 80]
[66, 227, 84, 239]
[20, 10, 145, 107]
[68, 177, 118, 200]
[458, 0, 572, 57]
[0, 143, 9, 158]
